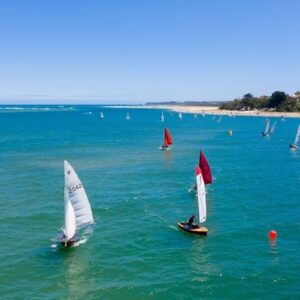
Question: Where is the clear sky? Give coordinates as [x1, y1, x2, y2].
[0, 0, 299, 104]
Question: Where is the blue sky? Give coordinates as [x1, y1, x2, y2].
[0, 0, 299, 104]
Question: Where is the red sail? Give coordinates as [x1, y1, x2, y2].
[199, 151, 212, 184]
[164, 128, 173, 146]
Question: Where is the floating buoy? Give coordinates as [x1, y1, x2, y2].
[268, 230, 278, 240]
[228, 129, 233, 136]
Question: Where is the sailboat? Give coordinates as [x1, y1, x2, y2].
[178, 112, 183, 120]
[160, 128, 173, 150]
[160, 112, 165, 122]
[178, 166, 208, 235]
[60, 161, 94, 248]
[217, 115, 222, 123]
[261, 118, 270, 136]
[189, 151, 212, 192]
[289, 125, 300, 150]
[100, 112, 104, 119]
[126, 112, 130, 120]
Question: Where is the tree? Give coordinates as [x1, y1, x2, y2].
[268, 91, 287, 109]
[243, 93, 253, 99]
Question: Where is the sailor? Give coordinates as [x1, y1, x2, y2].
[187, 215, 195, 227]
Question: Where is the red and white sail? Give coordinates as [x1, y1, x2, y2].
[199, 151, 212, 184]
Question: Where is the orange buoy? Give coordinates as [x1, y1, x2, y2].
[269, 230, 278, 240]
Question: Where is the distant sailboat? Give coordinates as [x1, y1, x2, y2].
[126, 112, 130, 120]
[160, 112, 165, 122]
[261, 118, 270, 136]
[160, 128, 173, 150]
[60, 161, 94, 248]
[289, 125, 300, 150]
[217, 115, 222, 123]
[178, 113, 183, 120]
[100, 112, 104, 119]
[178, 166, 208, 235]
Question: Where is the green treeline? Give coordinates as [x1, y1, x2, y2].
[219, 91, 300, 112]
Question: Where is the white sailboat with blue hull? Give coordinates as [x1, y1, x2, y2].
[60, 161, 94, 248]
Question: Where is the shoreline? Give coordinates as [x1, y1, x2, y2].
[105, 105, 300, 118]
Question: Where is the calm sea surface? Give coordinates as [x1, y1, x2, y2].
[0, 105, 299, 299]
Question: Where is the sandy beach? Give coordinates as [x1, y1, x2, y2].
[106, 105, 300, 118]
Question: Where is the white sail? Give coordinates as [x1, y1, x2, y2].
[294, 125, 300, 145]
[196, 167, 206, 223]
[126, 112, 130, 120]
[178, 113, 182, 120]
[64, 190, 76, 240]
[270, 121, 276, 134]
[160, 112, 164, 122]
[100, 112, 104, 119]
[263, 119, 270, 135]
[64, 161, 94, 231]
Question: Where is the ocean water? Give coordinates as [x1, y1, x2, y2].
[0, 105, 299, 300]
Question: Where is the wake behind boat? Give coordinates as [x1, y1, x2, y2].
[60, 161, 94, 248]
[178, 166, 208, 235]
[160, 128, 173, 150]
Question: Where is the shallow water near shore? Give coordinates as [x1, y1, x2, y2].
[0, 105, 299, 299]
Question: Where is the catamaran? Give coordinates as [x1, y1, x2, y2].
[289, 125, 300, 150]
[160, 112, 165, 122]
[261, 118, 270, 136]
[100, 112, 104, 119]
[60, 161, 94, 248]
[178, 166, 208, 235]
[160, 128, 173, 150]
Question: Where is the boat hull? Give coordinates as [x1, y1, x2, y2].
[178, 222, 208, 235]
[60, 235, 80, 248]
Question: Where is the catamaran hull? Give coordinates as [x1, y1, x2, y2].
[178, 222, 208, 235]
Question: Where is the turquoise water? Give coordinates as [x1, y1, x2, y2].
[0, 106, 299, 299]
